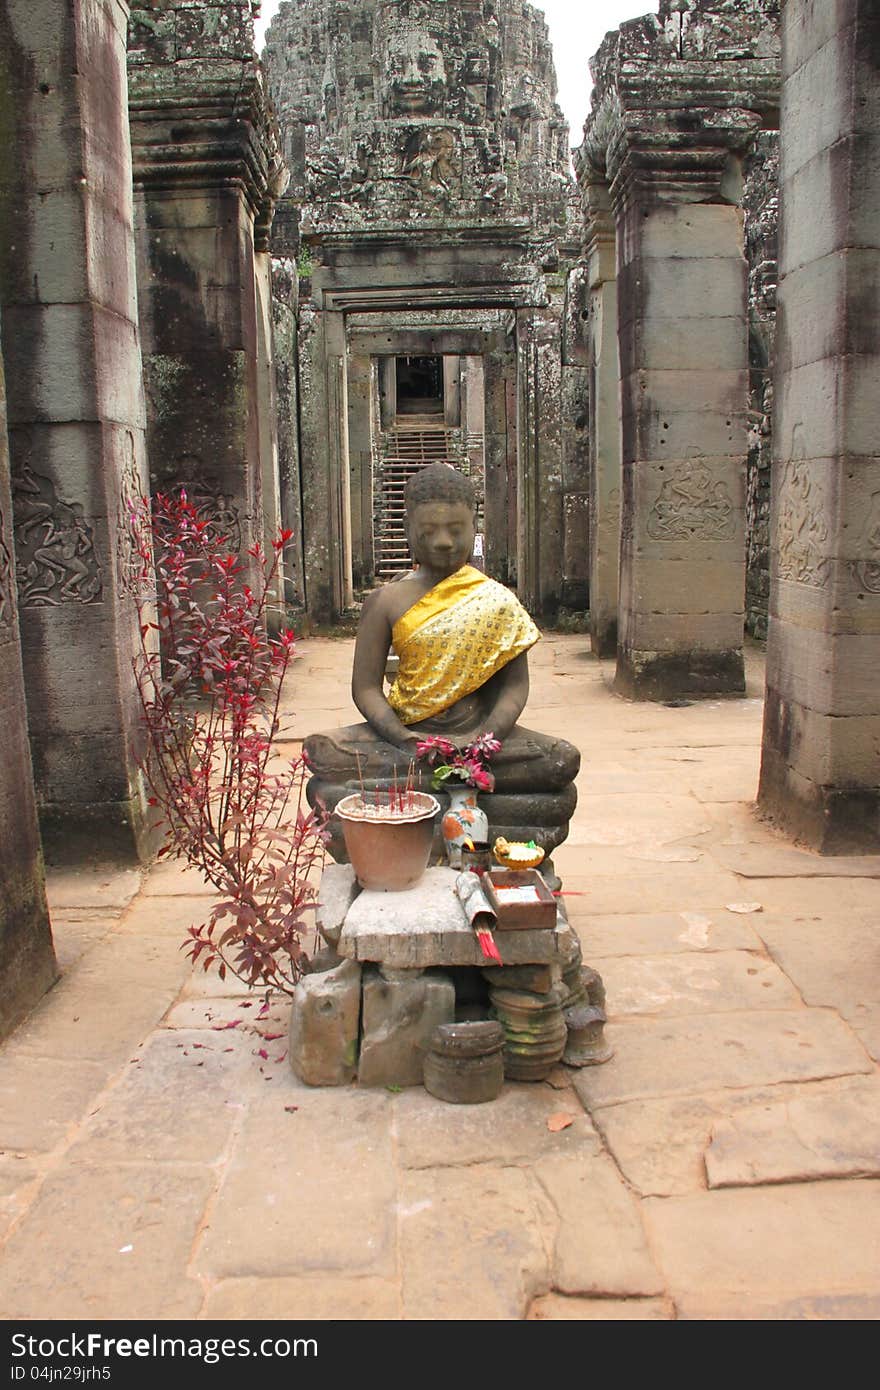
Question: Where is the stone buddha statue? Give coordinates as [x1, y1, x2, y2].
[304, 465, 580, 866]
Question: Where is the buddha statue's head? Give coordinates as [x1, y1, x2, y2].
[381, 25, 447, 115]
[405, 465, 475, 578]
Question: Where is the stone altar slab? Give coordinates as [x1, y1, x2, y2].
[336, 866, 570, 969]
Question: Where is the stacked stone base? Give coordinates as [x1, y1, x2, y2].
[288, 866, 610, 1092]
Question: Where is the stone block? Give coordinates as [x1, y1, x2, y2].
[0, 1051, 106, 1152]
[338, 867, 565, 968]
[316, 863, 360, 946]
[777, 354, 880, 462]
[782, 17, 880, 180]
[629, 203, 745, 266]
[289, 958, 362, 1087]
[622, 611, 745, 654]
[358, 967, 454, 1088]
[780, 132, 880, 273]
[779, 251, 879, 372]
[783, 0, 855, 78]
[765, 624, 880, 716]
[618, 255, 746, 324]
[621, 558, 747, 617]
[621, 376, 748, 463]
[535, 1153, 663, 1296]
[621, 313, 747, 375]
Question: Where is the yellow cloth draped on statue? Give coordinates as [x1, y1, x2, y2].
[387, 564, 540, 725]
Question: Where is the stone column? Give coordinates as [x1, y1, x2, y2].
[271, 257, 306, 609]
[561, 265, 591, 616]
[516, 304, 565, 619]
[483, 348, 517, 587]
[128, 3, 285, 591]
[0, 333, 57, 1040]
[758, 0, 880, 852]
[579, 1, 779, 698]
[613, 182, 751, 699]
[0, 0, 155, 859]
[346, 350, 375, 589]
[582, 180, 621, 657]
[298, 307, 353, 620]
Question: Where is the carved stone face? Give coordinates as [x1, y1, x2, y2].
[383, 29, 447, 114]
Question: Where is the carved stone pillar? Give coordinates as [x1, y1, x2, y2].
[561, 265, 591, 615]
[128, 4, 286, 590]
[482, 348, 517, 588]
[516, 304, 565, 618]
[579, 1, 779, 698]
[0, 0, 155, 859]
[0, 333, 57, 1039]
[758, 0, 880, 852]
[581, 180, 620, 657]
[298, 307, 353, 621]
[346, 350, 375, 590]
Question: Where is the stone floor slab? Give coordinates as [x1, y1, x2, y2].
[756, 916, 880, 1021]
[398, 1165, 549, 1319]
[535, 1153, 663, 1296]
[529, 1293, 673, 1320]
[676, 1291, 880, 1320]
[0, 1163, 211, 1319]
[45, 866, 143, 911]
[645, 1182, 880, 1300]
[569, 911, 761, 958]
[67, 1029, 252, 1165]
[0, 1053, 108, 1152]
[598, 950, 800, 1018]
[705, 1075, 880, 1187]
[572, 1010, 872, 1108]
[203, 1276, 399, 1320]
[0, 1155, 42, 1241]
[591, 1077, 876, 1198]
[194, 1087, 397, 1280]
[712, 844, 880, 878]
[394, 1080, 600, 1169]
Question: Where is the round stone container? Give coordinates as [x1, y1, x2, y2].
[423, 1021, 505, 1105]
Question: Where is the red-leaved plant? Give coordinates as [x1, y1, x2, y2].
[131, 490, 325, 995]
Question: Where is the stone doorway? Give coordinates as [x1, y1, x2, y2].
[395, 355, 443, 416]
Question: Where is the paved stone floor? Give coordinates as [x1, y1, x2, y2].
[2, 635, 878, 1320]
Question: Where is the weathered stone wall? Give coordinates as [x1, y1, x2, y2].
[128, 1, 285, 586]
[0, 333, 57, 1040]
[0, 0, 155, 858]
[758, 0, 880, 852]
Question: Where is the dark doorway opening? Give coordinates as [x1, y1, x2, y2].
[395, 355, 443, 414]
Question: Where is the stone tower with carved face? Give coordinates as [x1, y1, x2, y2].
[264, 0, 572, 232]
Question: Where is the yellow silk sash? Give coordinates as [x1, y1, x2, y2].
[387, 565, 539, 725]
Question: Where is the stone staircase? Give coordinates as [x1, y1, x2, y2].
[374, 423, 465, 579]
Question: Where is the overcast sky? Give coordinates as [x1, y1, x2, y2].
[253, 1, 657, 143]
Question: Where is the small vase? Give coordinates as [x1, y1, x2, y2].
[441, 783, 489, 868]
